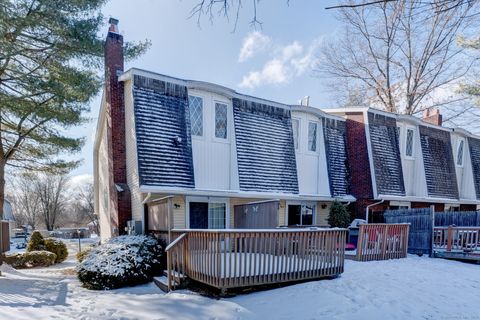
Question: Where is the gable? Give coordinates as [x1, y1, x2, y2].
[419, 126, 458, 199]
[132, 75, 195, 188]
[323, 118, 350, 197]
[368, 112, 405, 196]
[232, 98, 298, 193]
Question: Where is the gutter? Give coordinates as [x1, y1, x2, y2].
[365, 199, 385, 223]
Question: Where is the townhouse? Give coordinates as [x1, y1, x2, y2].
[94, 19, 353, 240]
[326, 107, 480, 221]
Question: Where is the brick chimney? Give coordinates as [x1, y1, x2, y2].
[423, 108, 443, 126]
[105, 18, 131, 235]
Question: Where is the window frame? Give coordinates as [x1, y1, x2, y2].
[186, 196, 230, 229]
[285, 201, 317, 226]
[456, 138, 465, 167]
[404, 125, 416, 159]
[188, 94, 205, 139]
[307, 121, 319, 154]
[213, 100, 229, 142]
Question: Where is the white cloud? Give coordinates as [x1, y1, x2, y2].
[238, 31, 271, 63]
[239, 38, 322, 89]
[69, 174, 93, 190]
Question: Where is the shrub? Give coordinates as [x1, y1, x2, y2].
[4, 251, 57, 269]
[76, 247, 92, 263]
[44, 238, 68, 263]
[27, 231, 45, 252]
[77, 235, 163, 290]
[328, 201, 351, 228]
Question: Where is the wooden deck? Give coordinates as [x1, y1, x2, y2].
[165, 228, 347, 292]
[433, 226, 480, 262]
[348, 224, 409, 262]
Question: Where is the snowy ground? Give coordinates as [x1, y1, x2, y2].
[1, 242, 479, 320]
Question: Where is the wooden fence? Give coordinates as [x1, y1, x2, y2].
[384, 208, 432, 254]
[1, 221, 10, 253]
[166, 228, 347, 291]
[384, 209, 480, 255]
[355, 224, 409, 261]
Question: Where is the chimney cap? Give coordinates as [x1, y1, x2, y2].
[109, 17, 119, 25]
[108, 17, 119, 33]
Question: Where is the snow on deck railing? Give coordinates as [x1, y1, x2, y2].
[171, 227, 348, 233]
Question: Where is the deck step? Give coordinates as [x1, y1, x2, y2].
[154, 272, 187, 293]
[162, 270, 186, 280]
[153, 276, 169, 293]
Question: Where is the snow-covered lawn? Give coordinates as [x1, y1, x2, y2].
[1, 244, 479, 320]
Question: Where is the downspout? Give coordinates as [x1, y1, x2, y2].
[141, 192, 152, 205]
[365, 199, 385, 223]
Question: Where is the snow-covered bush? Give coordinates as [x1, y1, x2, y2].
[27, 231, 45, 252]
[77, 235, 163, 290]
[44, 238, 68, 263]
[4, 251, 57, 268]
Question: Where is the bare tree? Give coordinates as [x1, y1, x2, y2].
[34, 174, 69, 231]
[73, 182, 99, 235]
[8, 174, 41, 229]
[317, 0, 479, 119]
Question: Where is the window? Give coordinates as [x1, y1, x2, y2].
[405, 128, 415, 158]
[308, 122, 317, 152]
[188, 198, 228, 229]
[457, 139, 465, 166]
[215, 102, 228, 139]
[189, 96, 203, 136]
[292, 119, 300, 150]
[287, 204, 315, 226]
[208, 203, 226, 229]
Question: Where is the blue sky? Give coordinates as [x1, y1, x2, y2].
[70, 0, 342, 179]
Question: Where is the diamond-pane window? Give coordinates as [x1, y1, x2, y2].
[215, 103, 228, 139]
[189, 96, 203, 136]
[457, 139, 465, 166]
[405, 128, 414, 157]
[308, 122, 317, 152]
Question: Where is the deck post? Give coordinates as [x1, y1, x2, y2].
[446, 225, 454, 252]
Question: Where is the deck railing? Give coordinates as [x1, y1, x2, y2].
[166, 228, 347, 291]
[433, 226, 480, 252]
[355, 224, 409, 261]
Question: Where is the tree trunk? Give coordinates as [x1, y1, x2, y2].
[0, 160, 5, 271]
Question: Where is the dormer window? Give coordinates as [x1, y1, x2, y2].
[189, 95, 203, 136]
[292, 118, 300, 150]
[308, 122, 318, 152]
[456, 139, 465, 167]
[215, 102, 228, 139]
[405, 127, 415, 158]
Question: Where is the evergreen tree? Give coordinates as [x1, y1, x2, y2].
[328, 201, 351, 228]
[0, 0, 149, 268]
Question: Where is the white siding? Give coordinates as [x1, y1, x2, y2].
[451, 133, 476, 200]
[292, 111, 330, 197]
[397, 121, 428, 198]
[124, 79, 144, 229]
[189, 89, 238, 191]
[95, 101, 113, 241]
